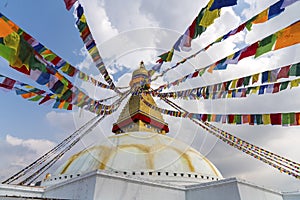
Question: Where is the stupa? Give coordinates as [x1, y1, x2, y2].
[48, 61, 223, 186]
[0, 62, 298, 200]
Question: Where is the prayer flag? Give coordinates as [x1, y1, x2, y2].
[272, 83, 280, 93]
[252, 9, 268, 24]
[255, 34, 277, 58]
[268, 0, 285, 19]
[261, 71, 269, 83]
[28, 95, 43, 102]
[289, 63, 300, 76]
[64, 0, 77, 10]
[290, 79, 299, 88]
[252, 73, 259, 84]
[277, 65, 290, 79]
[238, 42, 258, 61]
[0, 18, 14, 37]
[200, 0, 221, 27]
[275, 21, 300, 50]
[243, 76, 251, 86]
[0, 77, 15, 89]
[256, 115, 263, 125]
[209, 0, 237, 11]
[280, 81, 289, 91]
[262, 114, 271, 124]
[282, 113, 290, 125]
[270, 113, 282, 125]
[281, 0, 299, 9]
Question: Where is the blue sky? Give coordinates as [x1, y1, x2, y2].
[0, 0, 299, 191]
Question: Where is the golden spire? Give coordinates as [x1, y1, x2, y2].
[112, 62, 169, 134]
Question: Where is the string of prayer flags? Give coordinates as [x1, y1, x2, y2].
[154, 61, 300, 98]
[193, 120, 300, 179]
[150, 0, 296, 81]
[0, 14, 111, 111]
[72, 3, 120, 93]
[153, 20, 300, 92]
[161, 97, 300, 178]
[0, 13, 112, 90]
[0, 73, 128, 115]
[156, 0, 226, 63]
[142, 95, 300, 126]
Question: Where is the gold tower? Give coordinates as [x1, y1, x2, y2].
[112, 62, 169, 134]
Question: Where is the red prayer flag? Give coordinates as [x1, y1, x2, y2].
[272, 83, 280, 93]
[270, 113, 282, 125]
[238, 42, 259, 61]
[228, 115, 235, 123]
[236, 78, 244, 87]
[192, 71, 199, 78]
[201, 114, 208, 121]
[277, 65, 290, 79]
[0, 77, 16, 90]
[39, 95, 51, 105]
[64, 0, 77, 10]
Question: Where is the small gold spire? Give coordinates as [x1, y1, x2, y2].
[112, 62, 169, 134]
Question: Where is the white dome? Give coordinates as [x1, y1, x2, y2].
[52, 132, 222, 185]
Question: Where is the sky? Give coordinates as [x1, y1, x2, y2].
[0, 0, 299, 192]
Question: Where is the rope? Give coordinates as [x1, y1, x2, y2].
[161, 97, 300, 179]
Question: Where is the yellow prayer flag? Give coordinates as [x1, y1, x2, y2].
[0, 18, 14, 37]
[80, 15, 87, 23]
[230, 79, 238, 89]
[252, 9, 268, 24]
[227, 90, 232, 98]
[290, 79, 299, 88]
[200, 0, 221, 27]
[88, 46, 98, 55]
[275, 21, 300, 50]
[252, 73, 259, 84]
[251, 86, 259, 94]
[227, 53, 235, 60]
[262, 114, 271, 125]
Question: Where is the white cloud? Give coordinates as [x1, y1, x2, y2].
[6, 135, 56, 156]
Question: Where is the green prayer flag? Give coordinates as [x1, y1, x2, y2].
[282, 113, 290, 125]
[29, 55, 47, 72]
[194, 7, 207, 38]
[29, 95, 43, 102]
[243, 76, 251, 86]
[280, 81, 289, 91]
[289, 63, 300, 76]
[235, 115, 242, 124]
[63, 102, 70, 109]
[207, 114, 211, 122]
[255, 34, 277, 58]
[289, 113, 295, 125]
[60, 89, 72, 101]
[0, 44, 14, 61]
[256, 114, 263, 125]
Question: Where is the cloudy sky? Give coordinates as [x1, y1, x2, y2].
[0, 0, 299, 191]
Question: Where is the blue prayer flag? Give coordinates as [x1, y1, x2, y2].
[209, 0, 237, 11]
